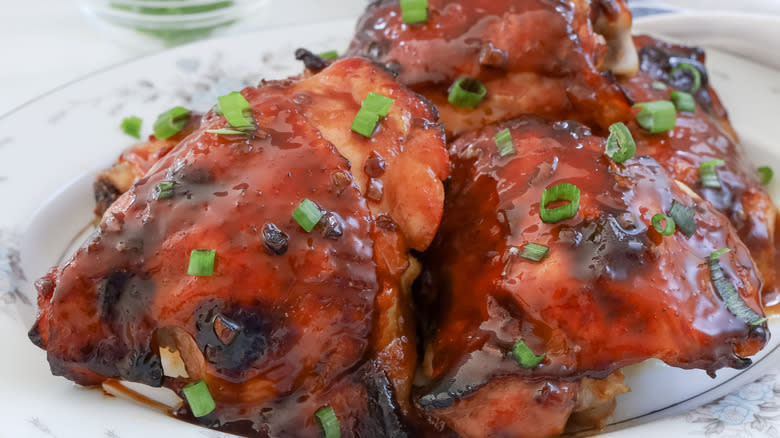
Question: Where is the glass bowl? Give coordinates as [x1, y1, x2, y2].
[78, 0, 272, 50]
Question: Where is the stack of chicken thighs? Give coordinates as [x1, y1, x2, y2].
[30, 1, 777, 437]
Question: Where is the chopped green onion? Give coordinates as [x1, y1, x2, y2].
[293, 198, 323, 232]
[539, 183, 581, 223]
[651, 81, 668, 90]
[154, 181, 174, 200]
[494, 128, 515, 157]
[710, 248, 731, 260]
[520, 243, 549, 262]
[651, 213, 675, 236]
[709, 249, 767, 326]
[217, 91, 253, 128]
[351, 109, 381, 137]
[671, 91, 696, 112]
[318, 50, 339, 60]
[315, 406, 341, 438]
[448, 78, 487, 109]
[634, 101, 676, 133]
[699, 159, 725, 189]
[668, 200, 697, 238]
[121, 116, 142, 139]
[182, 380, 216, 417]
[512, 339, 545, 368]
[400, 0, 428, 24]
[605, 122, 636, 163]
[205, 128, 251, 136]
[362, 92, 394, 117]
[758, 166, 773, 185]
[670, 63, 702, 93]
[153, 106, 190, 139]
[187, 249, 216, 276]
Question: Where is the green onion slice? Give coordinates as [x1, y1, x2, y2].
[182, 380, 216, 417]
[351, 109, 381, 137]
[154, 181, 174, 200]
[540, 183, 581, 223]
[495, 128, 515, 157]
[188, 249, 216, 276]
[671, 91, 696, 112]
[448, 78, 487, 109]
[315, 406, 341, 438]
[520, 243, 549, 262]
[512, 339, 545, 368]
[651, 81, 668, 90]
[651, 213, 675, 236]
[605, 122, 636, 163]
[217, 91, 253, 128]
[318, 50, 339, 60]
[205, 128, 252, 136]
[634, 101, 676, 133]
[121, 116, 142, 139]
[400, 0, 428, 24]
[709, 249, 767, 326]
[668, 200, 697, 238]
[362, 92, 394, 117]
[293, 198, 323, 232]
[699, 159, 725, 189]
[153, 106, 190, 139]
[670, 63, 702, 93]
[758, 166, 773, 185]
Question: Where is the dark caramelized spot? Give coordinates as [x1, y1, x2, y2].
[364, 151, 387, 178]
[320, 212, 344, 240]
[168, 162, 214, 185]
[121, 350, 164, 387]
[262, 223, 289, 255]
[96, 271, 155, 325]
[362, 369, 410, 437]
[94, 177, 122, 216]
[194, 303, 273, 377]
[294, 48, 329, 72]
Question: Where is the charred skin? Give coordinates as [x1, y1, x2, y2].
[30, 58, 448, 437]
[94, 115, 201, 216]
[621, 35, 777, 303]
[416, 117, 767, 437]
[346, 0, 637, 137]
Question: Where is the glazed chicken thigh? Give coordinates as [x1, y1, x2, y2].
[416, 117, 768, 437]
[619, 35, 777, 302]
[30, 58, 448, 437]
[347, 0, 637, 137]
[347, 0, 776, 301]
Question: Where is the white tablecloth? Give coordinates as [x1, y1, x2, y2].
[0, 0, 368, 116]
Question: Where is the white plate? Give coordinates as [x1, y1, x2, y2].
[1, 14, 779, 438]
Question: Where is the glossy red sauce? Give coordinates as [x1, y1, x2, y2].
[621, 35, 777, 300]
[416, 117, 767, 437]
[30, 58, 449, 438]
[347, 0, 632, 136]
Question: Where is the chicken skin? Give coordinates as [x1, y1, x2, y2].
[416, 117, 767, 437]
[347, 0, 776, 302]
[29, 58, 448, 437]
[346, 0, 638, 137]
[94, 114, 201, 216]
[619, 35, 777, 303]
